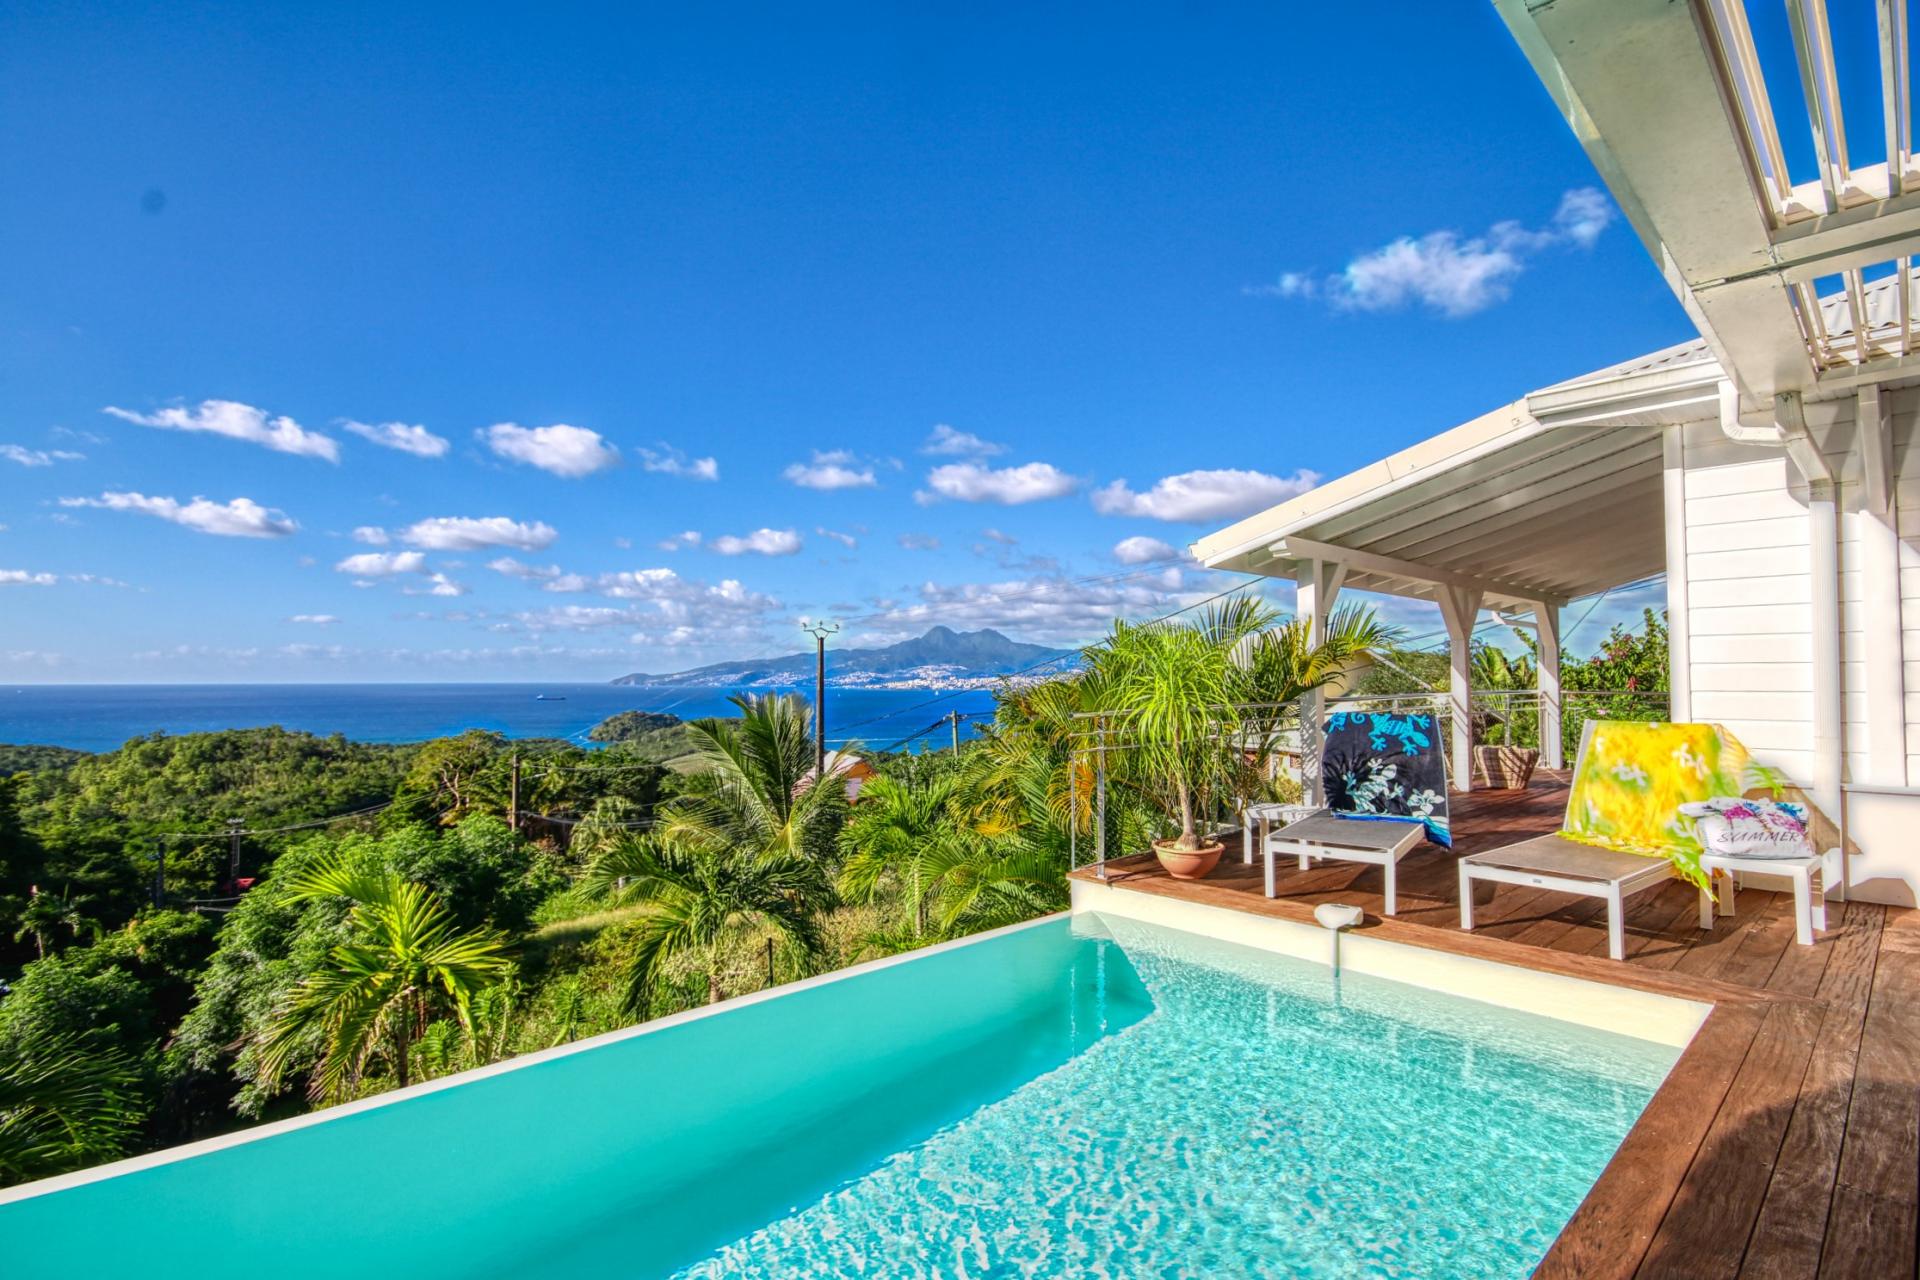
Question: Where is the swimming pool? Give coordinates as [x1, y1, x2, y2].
[1, 912, 1686, 1278]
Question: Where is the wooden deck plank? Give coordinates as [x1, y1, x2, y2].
[1536, 1002, 1769, 1280]
[1818, 942, 1920, 1280]
[1636, 997, 1823, 1280]
[1740, 903, 1885, 1280]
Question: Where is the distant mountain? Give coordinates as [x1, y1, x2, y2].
[612, 626, 1078, 690]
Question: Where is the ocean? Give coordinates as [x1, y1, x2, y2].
[0, 684, 1002, 755]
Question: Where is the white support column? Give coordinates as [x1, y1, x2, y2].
[1534, 600, 1563, 771]
[1662, 427, 1693, 722]
[1857, 384, 1907, 786]
[1295, 558, 1345, 805]
[1809, 476, 1845, 835]
[1438, 586, 1483, 792]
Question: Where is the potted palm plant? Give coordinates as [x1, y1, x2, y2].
[1103, 618, 1239, 879]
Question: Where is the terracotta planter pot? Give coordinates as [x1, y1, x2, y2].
[1152, 838, 1224, 880]
[1473, 744, 1540, 790]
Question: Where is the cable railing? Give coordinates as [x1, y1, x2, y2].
[1063, 687, 1670, 879]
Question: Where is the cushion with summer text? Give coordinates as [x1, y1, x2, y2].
[1677, 796, 1813, 860]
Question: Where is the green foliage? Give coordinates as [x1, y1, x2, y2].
[663, 694, 848, 865]
[1567, 608, 1670, 695]
[585, 834, 829, 1010]
[0, 744, 90, 778]
[0, 1032, 142, 1187]
[254, 852, 514, 1104]
[584, 712, 697, 766]
[9, 728, 413, 918]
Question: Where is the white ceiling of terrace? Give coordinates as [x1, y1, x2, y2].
[1199, 422, 1665, 611]
[1496, 0, 1920, 403]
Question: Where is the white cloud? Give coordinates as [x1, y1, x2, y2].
[512, 567, 784, 651]
[483, 558, 591, 593]
[104, 399, 339, 462]
[486, 556, 561, 581]
[1258, 187, 1617, 318]
[335, 550, 428, 576]
[0, 569, 58, 586]
[288, 614, 340, 625]
[860, 566, 1218, 647]
[61, 491, 298, 538]
[1241, 271, 1318, 300]
[782, 450, 877, 490]
[898, 532, 941, 551]
[351, 525, 390, 545]
[399, 515, 558, 551]
[406, 572, 469, 598]
[1093, 468, 1319, 523]
[980, 527, 1018, 545]
[922, 424, 1005, 458]
[1113, 535, 1180, 564]
[481, 422, 620, 477]
[636, 444, 720, 481]
[816, 526, 858, 549]
[710, 527, 802, 556]
[657, 531, 702, 552]
[918, 461, 1079, 506]
[1, 444, 84, 467]
[342, 420, 449, 458]
[1551, 187, 1615, 249]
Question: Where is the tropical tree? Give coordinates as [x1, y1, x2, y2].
[662, 694, 847, 864]
[0, 1033, 142, 1187]
[254, 854, 514, 1105]
[11, 887, 94, 960]
[1100, 618, 1241, 852]
[837, 772, 970, 939]
[584, 834, 828, 1010]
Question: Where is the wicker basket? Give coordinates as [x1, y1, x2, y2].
[1473, 744, 1540, 790]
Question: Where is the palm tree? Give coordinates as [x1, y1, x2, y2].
[255, 856, 514, 1105]
[1100, 618, 1241, 852]
[837, 772, 966, 939]
[664, 694, 846, 864]
[1088, 596, 1394, 850]
[585, 834, 828, 1011]
[10, 887, 94, 960]
[0, 1033, 141, 1188]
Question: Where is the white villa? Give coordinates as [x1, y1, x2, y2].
[1196, 0, 1920, 909]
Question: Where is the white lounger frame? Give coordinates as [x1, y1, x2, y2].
[1459, 851, 1672, 961]
[1269, 816, 1428, 915]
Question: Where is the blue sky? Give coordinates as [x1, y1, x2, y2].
[1, 2, 1684, 683]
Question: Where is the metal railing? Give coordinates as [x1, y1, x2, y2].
[1065, 688, 1671, 878]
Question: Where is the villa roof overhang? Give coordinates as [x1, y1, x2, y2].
[1189, 338, 1732, 609]
[1495, 0, 1920, 407]
[1192, 401, 1667, 611]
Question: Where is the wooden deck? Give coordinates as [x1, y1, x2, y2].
[1069, 774, 1920, 1280]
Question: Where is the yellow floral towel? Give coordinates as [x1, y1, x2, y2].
[1561, 721, 1753, 891]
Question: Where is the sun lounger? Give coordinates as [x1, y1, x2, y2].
[1260, 710, 1450, 916]
[1266, 809, 1429, 914]
[1459, 720, 1762, 961]
[1458, 834, 1674, 960]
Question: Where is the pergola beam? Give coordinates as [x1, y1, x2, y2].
[1272, 535, 1568, 611]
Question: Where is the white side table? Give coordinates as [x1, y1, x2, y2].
[1697, 847, 1841, 947]
[1243, 802, 1324, 865]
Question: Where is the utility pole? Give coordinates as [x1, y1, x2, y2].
[801, 621, 839, 781]
[949, 709, 961, 753]
[508, 752, 520, 832]
[227, 818, 245, 885]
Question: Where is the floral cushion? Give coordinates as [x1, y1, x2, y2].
[1677, 796, 1813, 861]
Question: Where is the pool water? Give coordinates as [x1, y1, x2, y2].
[0, 915, 1680, 1279]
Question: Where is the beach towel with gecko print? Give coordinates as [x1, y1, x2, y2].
[1561, 720, 1755, 891]
[1320, 711, 1451, 847]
